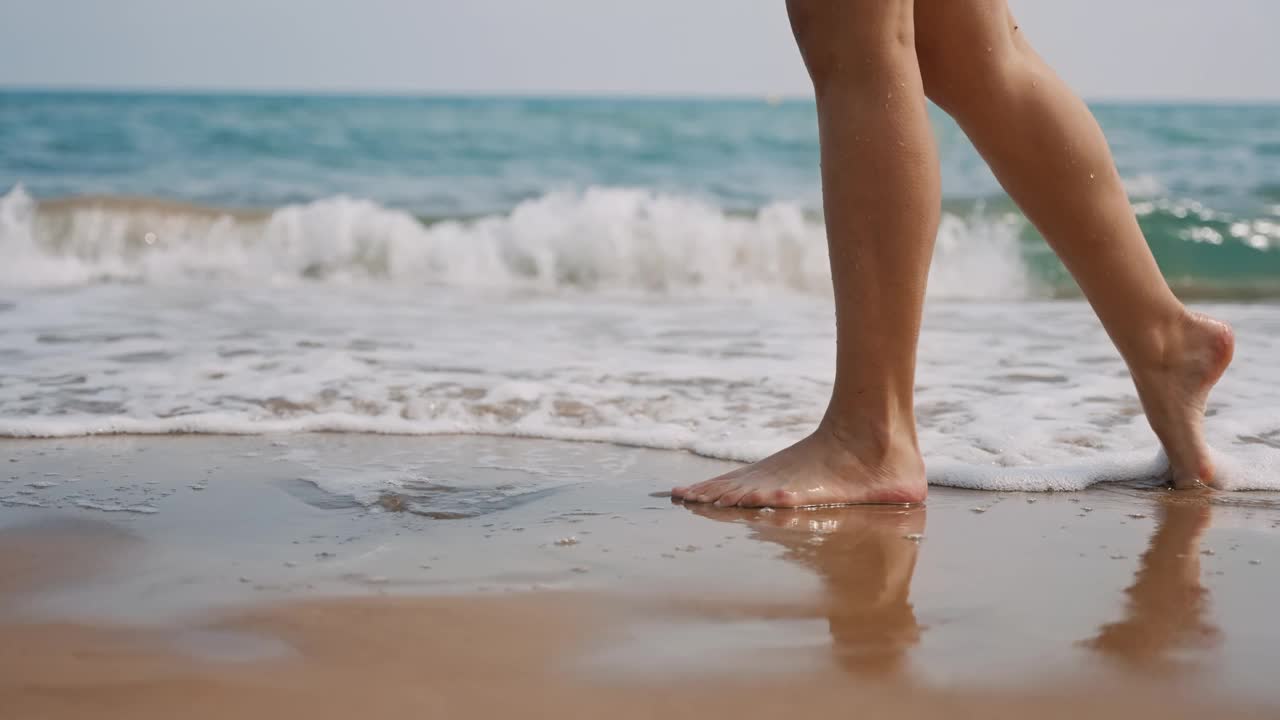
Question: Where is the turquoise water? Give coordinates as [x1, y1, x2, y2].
[2, 91, 1278, 490]
[2, 91, 1279, 296]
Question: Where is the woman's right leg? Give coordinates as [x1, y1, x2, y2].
[673, 0, 937, 507]
[914, 1, 1234, 487]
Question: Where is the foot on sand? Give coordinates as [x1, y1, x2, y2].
[1129, 310, 1234, 489]
[672, 425, 926, 508]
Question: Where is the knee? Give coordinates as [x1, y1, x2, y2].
[917, 42, 1006, 117]
[788, 0, 918, 96]
[915, 15, 1025, 117]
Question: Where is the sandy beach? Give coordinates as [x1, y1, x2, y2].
[6, 5, 1280, 717]
[3, 434, 1279, 718]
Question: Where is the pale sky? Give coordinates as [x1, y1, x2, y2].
[1, 0, 1277, 100]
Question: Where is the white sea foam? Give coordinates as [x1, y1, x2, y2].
[0, 185, 1032, 299]
[2, 284, 1277, 493]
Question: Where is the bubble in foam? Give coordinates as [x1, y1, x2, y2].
[1209, 447, 1280, 492]
[0, 495, 46, 508]
[72, 500, 159, 514]
[928, 452, 1170, 493]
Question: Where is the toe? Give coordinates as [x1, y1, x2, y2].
[738, 487, 801, 508]
[692, 480, 733, 504]
[769, 488, 801, 507]
[738, 489, 769, 508]
[675, 479, 713, 501]
[715, 485, 752, 507]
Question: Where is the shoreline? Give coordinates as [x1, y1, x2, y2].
[3, 434, 1280, 717]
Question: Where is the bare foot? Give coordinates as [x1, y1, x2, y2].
[1129, 310, 1235, 489]
[672, 427, 926, 508]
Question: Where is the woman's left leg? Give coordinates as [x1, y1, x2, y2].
[914, 0, 1234, 487]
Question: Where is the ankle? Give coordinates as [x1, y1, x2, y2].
[817, 409, 920, 467]
[1119, 306, 1192, 374]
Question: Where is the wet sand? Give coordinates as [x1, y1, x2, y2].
[3, 435, 1280, 718]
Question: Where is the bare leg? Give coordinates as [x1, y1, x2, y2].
[915, 1, 1234, 487]
[673, 0, 934, 507]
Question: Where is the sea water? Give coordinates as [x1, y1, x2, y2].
[1, 92, 1278, 492]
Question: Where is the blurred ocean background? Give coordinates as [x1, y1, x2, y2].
[4, 92, 1280, 296]
[2, 91, 1278, 492]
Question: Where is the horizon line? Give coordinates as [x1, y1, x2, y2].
[3, 83, 1280, 106]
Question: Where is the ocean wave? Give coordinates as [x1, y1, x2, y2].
[4, 185, 1278, 299]
[0, 185, 1029, 299]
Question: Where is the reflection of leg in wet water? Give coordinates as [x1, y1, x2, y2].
[1085, 499, 1220, 671]
[685, 504, 925, 678]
